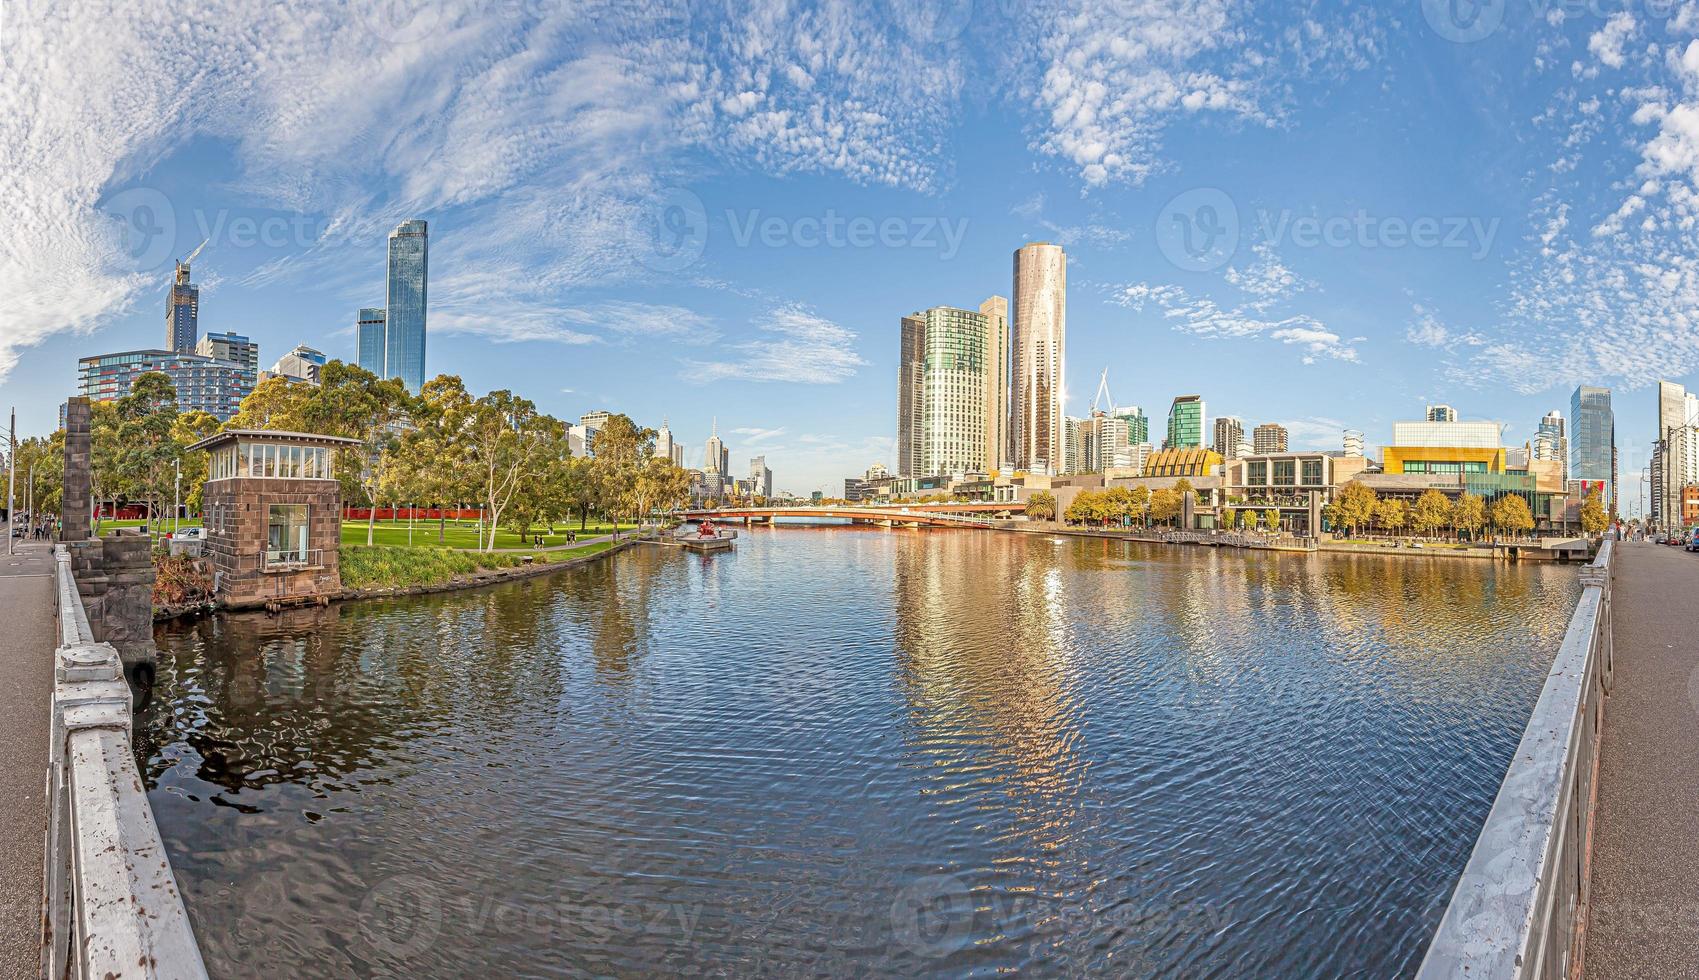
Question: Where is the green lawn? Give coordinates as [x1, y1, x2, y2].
[96, 517, 635, 550]
[339, 540, 618, 589]
[339, 518, 636, 550]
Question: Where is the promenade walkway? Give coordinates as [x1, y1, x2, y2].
[1585, 541, 1699, 978]
[0, 543, 55, 978]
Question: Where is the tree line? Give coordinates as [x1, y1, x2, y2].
[40, 362, 696, 549]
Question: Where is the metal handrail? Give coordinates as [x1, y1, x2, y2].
[1417, 536, 1614, 979]
[43, 546, 206, 979]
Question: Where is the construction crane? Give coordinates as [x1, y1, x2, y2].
[179, 238, 208, 269]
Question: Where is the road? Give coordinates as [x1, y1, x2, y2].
[0, 542, 55, 978]
[1585, 541, 1699, 978]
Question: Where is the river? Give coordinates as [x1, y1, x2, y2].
[138, 527, 1580, 977]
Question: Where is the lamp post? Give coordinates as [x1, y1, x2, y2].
[5, 407, 14, 557]
[174, 458, 181, 536]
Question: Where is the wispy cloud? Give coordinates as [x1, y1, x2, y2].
[694, 305, 867, 384]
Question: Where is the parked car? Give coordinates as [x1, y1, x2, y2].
[166, 527, 205, 541]
[1685, 536, 1699, 553]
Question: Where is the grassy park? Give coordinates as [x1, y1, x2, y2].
[105, 517, 638, 550]
[338, 540, 618, 590]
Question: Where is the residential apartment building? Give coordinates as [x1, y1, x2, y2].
[1213, 416, 1244, 459]
[77, 349, 256, 421]
[1252, 422, 1288, 455]
[196, 332, 259, 374]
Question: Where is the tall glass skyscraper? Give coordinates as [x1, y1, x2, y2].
[1167, 395, 1205, 449]
[384, 219, 428, 392]
[1570, 385, 1615, 512]
[1011, 242, 1066, 475]
[166, 258, 200, 353]
[357, 308, 387, 377]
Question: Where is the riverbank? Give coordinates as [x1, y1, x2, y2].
[1002, 520, 1550, 561]
[154, 533, 644, 621]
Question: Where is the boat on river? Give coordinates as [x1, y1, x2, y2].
[662, 519, 737, 552]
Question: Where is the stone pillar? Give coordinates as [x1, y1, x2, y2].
[88, 530, 157, 682]
[62, 397, 91, 541]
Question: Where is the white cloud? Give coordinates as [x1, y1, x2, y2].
[694, 305, 867, 384]
[1110, 281, 1358, 362]
[1588, 12, 1637, 69]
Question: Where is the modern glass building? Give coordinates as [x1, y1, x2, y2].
[917, 306, 993, 476]
[166, 259, 200, 353]
[1533, 410, 1568, 483]
[1166, 395, 1204, 449]
[1011, 242, 1066, 475]
[77, 349, 256, 421]
[357, 308, 387, 378]
[897, 313, 925, 477]
[1570, 385, 1614, 513]
[384, 219, 429, 392]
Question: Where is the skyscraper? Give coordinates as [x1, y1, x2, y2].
[1253, 422, 1288, 455]
[195, 332, 259, 374]
[1011, 242, 1066, 475]
[749, 456, 772, 498]
[897, 313, 926, 477]
[166, 257, 201, 353]
[1213, 416, 1244, 459]
[978, 295, 1010, 472]
[272, 345, 327, 385]
[384, 219, 429, 392]
[913, 305, 1001, 476]
[703, 420, 730, 497]
[1166, 395, 1204, 449]
[357, 308, 387, 377]
[1570, 385, 1614, 514]
[1427, 404, 1458, 423]
[656, 419, 684, 466]
[1533, 410, 1568, 483]
[1654, 380, 1699, 526]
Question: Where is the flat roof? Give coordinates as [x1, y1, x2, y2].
[187, 429, 363, 452]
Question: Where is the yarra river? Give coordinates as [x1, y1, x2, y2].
[138, 527, 1580, 977]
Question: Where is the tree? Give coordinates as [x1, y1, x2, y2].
[1376, 497, 1408, 536]
[1335, 481, 1378, 534]
[171, 410, 221, 517]
[1062, 493, 1091, 525]
[635, 458, 694, 519]
[1150, 488, 1181, 526]
[1128, 485, 1152, 528]
[112, 372, 182, 531]
[1580, 489, 1608, 535]
[1491, 494, 1535, 538]
[1026, 490, 1057, 522]
[1103, 486, 1135, 527]
[1412, 489, 1451, 538]
[589, 414, 657, 536]
[1453, 493, 1487, 541]
[461, 390, 556, 550]
[1220, 507, 1236, 531]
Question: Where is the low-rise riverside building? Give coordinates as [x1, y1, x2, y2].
[191, 429, 361, 608]
[1224, 451, 1371, 533]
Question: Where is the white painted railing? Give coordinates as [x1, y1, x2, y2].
[42, 546, 206, 979]
[1418, 537, 1614, 979]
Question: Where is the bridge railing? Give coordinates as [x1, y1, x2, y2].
[1417, 537, 1614, 980]
[42, 545, 206, 979]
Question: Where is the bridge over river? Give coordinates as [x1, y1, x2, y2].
[684, 502, 1018, 528]
[8, 531, 1699, 976]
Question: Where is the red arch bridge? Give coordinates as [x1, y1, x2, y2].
[681, 503, 1019, 528]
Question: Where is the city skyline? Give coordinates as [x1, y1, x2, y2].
[5, 4, 1698, 500]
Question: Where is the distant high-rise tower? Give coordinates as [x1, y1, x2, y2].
[979, 295, 1010, 472]
[357, 308, 387, 377]
[703, 420, 730, 497]
[749, 456, 772, 498]
[897, 313, 926, 477]
[656, 418, 684, 467]
[196, 331, 259, 374]
[166, 255, 202, 353]
[384, 219, 429, 392]
[1533, 410, 1568, 483]
[1166, 395, 1204, 449]
[1011, 242, 1066, 475]
[1426, 404, 1458, 423]
[1213, 416, 1244, 459]
[1253, 422, 1289, 455]
[1570, 386, 1614, 513]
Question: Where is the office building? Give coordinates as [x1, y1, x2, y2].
[1062, 416, 1088, 475]
[1382, 419, 1505, 474]
[703, 421, 730, 497]
[1426, 404, 1458, 423]
[357, 308, 387, 377]
[749, 456, 772, 499]
[656, 419, 685, 466]
[1213, 416, 1245, 459]
[979, 295, 1010, 471]
[270, 345, 327, 385]
[384, 219, 429, 392]
[196, 332, 259, 374]
[1570, 386, 1614, 513]
[77, 349, 255, 421]
[1253, 422, 1288, 455]
[1532, 411, 1568, 483]
[897, 313, 925, 477]
[1654, 381, 1699, 526]
[1166, 395, 1205, 450]
[166, 255, 201, 353]
[1011, 242, 1066, 474]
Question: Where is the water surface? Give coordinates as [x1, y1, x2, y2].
[140, 528, 1579, 976]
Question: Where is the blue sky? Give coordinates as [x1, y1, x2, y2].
[5, 1, 1699, 510]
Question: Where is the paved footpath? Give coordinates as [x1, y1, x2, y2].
[1585, 541, 1699, 978]
[0, 543, 54, 979]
